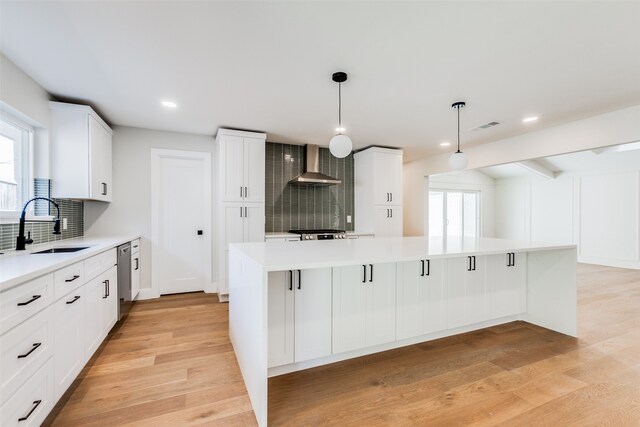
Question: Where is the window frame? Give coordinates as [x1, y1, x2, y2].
[428, 188, 481, 239]
[0, 111, 37, 223]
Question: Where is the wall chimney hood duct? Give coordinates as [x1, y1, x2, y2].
[288, 144, 342, 186]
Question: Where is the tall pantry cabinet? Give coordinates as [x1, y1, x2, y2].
[354, 147, 404, 237]
[216, 129, 266, 301]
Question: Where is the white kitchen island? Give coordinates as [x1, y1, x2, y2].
[228, 237, 577, 426]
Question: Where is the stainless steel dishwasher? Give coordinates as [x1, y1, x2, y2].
[117, 243, 132, 320]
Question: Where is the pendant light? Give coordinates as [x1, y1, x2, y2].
[329, 72, 353, 158]
[448, 101, 469, 171]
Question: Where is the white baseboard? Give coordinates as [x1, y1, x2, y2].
[137, 288, 158, 300]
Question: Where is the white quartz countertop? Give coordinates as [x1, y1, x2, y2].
[230, 237, 576, 271]
[0, 235, 140, 291]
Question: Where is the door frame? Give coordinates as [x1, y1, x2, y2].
[150, 148, 213, 298]
[429, 188, 481, 240]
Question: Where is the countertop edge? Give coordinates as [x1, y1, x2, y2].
[0, 235, 141, 292]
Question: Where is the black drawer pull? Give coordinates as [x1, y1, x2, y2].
[420, 260, 425, 277]
[288, 270, 293, 291]
[17, 342, 41, 359]
[362, 265, 366, 283]
[18, 399, 42, 422]
[17, 295, 41, 306]
[135, 258, 139, 270]
[369, 264, 373, 282]
[103, 280, 108, 299]
[426, 259, 430, 276]
[66, 295, 81, 304]
[65, 275, 80, 282]
[297, 270, 302, 290]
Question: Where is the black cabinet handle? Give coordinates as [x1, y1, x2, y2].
[102, 182, 107, 196]
[17, 342, 41, 359]
[244, 187, 248, 198]
[17, 295, 41, 306]
[65, 275, 80, 283]
[297, 270, 301, 290]
[288, 270, 293, 291]
[420, 260, 425, 277]
[240, 207, 243, 217]
[369, 264, 373, 282]
[467, 256, 472, 271]
[472, 256, 476, 271]
[390, 192, 393, 202]
[18, 399, 42, 422]
[107, 279, 110, 296]
[244, 207, 247, 217]
[362, 265, 366, 283]
[390, 209, 393, 218]
[240, 186, 243, 198]
[66, 295, 81, 305]
[135, 258, 139, 270]
[386, 193, 389, 202]
[426, 259, 430, 276]
[103, 280, 108, 298]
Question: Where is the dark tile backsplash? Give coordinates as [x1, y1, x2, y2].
[0, 179, 84, 251]
[266, 142, 355, 232]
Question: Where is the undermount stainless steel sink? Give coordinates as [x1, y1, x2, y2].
[32, 247, 89, 254]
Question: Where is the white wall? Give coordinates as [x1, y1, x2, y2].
[495, 151, 640, 269]
[428, 169, 496, 238]
[0, 54, 51, 179]
[404, 105, 640, 236]
[84, 126, 216, 294]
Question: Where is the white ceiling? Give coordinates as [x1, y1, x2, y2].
[1, 1, 639, 162]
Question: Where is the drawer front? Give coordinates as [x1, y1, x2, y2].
[0, 274, 53, 335]
[131, 239, 140, 254]
[0, 358, 54, 427]
[84, 249, 117, 281]
[53, 262, 85, 301]
[1, 307, 54, 405]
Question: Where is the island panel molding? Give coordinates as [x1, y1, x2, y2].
[228, 237, 577, 426]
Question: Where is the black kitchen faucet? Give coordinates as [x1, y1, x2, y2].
[16, 197, 61, 250]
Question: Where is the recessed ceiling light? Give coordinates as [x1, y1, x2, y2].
[161, 100, 177, 108]
[523, 116, 538, 123]
[440, 141, 451, 147]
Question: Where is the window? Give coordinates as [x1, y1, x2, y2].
[429, 190, 480, 239]
[0, 114, 33, 214]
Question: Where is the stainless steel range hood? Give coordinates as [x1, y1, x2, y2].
[288, 144, 342, 186]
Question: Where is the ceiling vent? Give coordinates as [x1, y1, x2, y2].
[469, 121, 501, 131]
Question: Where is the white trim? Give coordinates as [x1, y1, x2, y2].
[150, 148, 212, 297]
[136, 287, 158, 301]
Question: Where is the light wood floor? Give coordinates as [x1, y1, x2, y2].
[46, 264, 640, 426]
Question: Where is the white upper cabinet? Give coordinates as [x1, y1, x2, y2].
[355, 147, 403, 236]
[50, 102, 113, 202]
[218, 130, 265, 203]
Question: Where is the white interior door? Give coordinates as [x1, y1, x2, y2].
[151, 149, 212, 296]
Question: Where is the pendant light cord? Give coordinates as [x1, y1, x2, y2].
[338, 82, 342, 133]
[456, 105, 461, 153]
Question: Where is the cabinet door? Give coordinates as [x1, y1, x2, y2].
[332, 265, 367, 354]
[268, 272, 294, 368]
[84, 276, 105, 360]
[102, 266, 118, 334]
[295, 268, 332, 362]
[131, 253, 140, 300]
[447, 256, 487, 328]
[397, 259, 446, 340]
[388, 207, 403, 237]
[366, 263, 396, 347]
[220, 135, 245, 202]
[243, 138, 265, 203]
[54, 287, 85, 400]
[388, 153, 403, 206]
[487, 253, 527, 319]
[244, 203, 265, 243]
[375, 207, 391, 238]
[221, 203, 246, 249]
[88, 115, 112, 202]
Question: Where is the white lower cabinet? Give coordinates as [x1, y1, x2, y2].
[396, 259, 446, 340]
[487, 252, 527, 319]
[332, 263, 396, 354]
[54, 287, 85, 400]
[0, 358, 54, 427]
[447, 255, 488, 329]
[84, 266, 118, 361]
[1, 307, 53, 406]
[267, 268, 332, 368]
